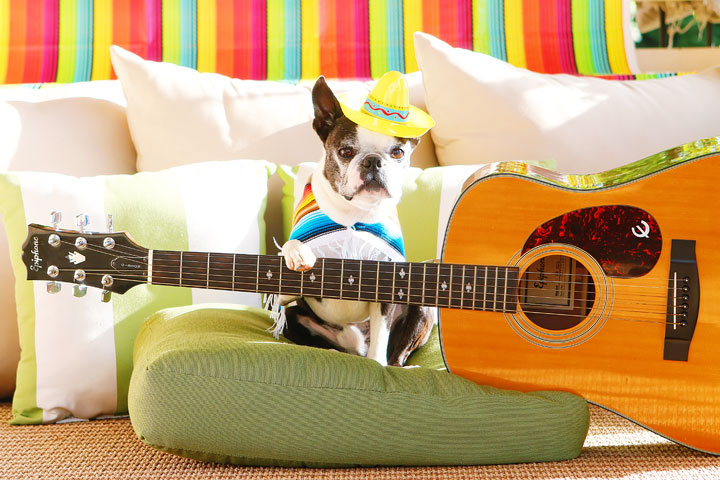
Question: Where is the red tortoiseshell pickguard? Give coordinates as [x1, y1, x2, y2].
[522, 205, 662, 278]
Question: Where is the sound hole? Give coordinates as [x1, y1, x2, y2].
[519, 255, 596, 330]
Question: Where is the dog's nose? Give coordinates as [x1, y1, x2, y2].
[361, 154, 383, 171]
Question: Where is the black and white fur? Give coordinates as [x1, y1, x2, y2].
[280, 77, 434, 367]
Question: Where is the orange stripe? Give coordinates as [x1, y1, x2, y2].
[112, 0, 131, 79]
[22, 0, 42, 83]
[319, 0, 337, 78]
[336, 0, 354, 77]
[422, 0, 439, 38]
[217, 0, 233, 77]
[129, 0, 147, 58]
[438, 0, 458, 46]
[6, 0, 27, 84]
[522, 0, 544, 72]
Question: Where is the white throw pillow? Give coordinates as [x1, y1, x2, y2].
[0, 80, 137, 399]
[1, 160, 273, 423]
[414, 32, 720, 174]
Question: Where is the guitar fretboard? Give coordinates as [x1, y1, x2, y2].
[150, 251, 520, 313]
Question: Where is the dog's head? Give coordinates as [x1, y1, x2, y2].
[311, 77, 419, 209]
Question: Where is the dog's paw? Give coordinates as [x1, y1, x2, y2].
[282, 239, 317, 272]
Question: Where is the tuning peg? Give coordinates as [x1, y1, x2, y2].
[73, 284, 87, 298]
[100, 290, 111, 303]
[50, 211, 62, 230]
[76, 214, 89, 233]
[46, 282, 61, 294]
[106, 214, 113, 233]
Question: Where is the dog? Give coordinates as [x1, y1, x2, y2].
[274, 73, 436, 367]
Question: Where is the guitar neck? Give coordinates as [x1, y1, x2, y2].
[149, 250, 520, 312]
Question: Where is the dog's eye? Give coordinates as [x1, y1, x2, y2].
[390, 147, 405, 160]
[338, 147, 355, 159]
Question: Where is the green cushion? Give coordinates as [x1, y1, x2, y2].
[128, 304, 589, 467]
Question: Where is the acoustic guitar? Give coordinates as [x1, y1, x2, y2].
[20, 137, 720, 454]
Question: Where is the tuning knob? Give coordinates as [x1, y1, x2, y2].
[73, 284, 87, 298]
[46, 282, 61, 294]
[76, 214, 89, 232]
[51, 211, 62, 230]
[100, 290, 111, 303]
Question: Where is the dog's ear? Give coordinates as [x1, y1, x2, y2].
[312, 76, 344, 143]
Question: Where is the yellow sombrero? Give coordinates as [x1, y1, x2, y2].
[337, 71, 435, 138]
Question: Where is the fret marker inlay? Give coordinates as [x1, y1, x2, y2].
[466, 282, 472, 293]
[398, 289, 404, 300]
[348, 275, 355, 285]
[441, 281, 448, 291]
[399, 268, 406, 279]
[309, 272, 316, 282]
[266, 269, 273, 279]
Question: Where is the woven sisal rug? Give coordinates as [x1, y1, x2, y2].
[0, 402, 718, 479]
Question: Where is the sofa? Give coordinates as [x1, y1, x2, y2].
[2, 7, 720, 477]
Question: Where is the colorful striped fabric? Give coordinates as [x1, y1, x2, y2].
[290, 182, 406, 260]
[0, 0, 665, 85]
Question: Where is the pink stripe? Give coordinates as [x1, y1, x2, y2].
[146, 0, 162, 61]
[457, 0, 472, 50]
[40, 0, 59, 82]
[251, 0, 266, 80]
[556, 0, 577, 74]
[353, 0, 369, 79]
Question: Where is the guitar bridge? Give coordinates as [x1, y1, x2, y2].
[663, 240, 700, 362]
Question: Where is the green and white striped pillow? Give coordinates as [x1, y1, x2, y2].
[280, 163, 492, 262]
[1, 160, 274, 424]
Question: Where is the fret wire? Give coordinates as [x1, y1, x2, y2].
[461, 265, 466, 309]
[179, 251, 183, 287]
[435, 263, 440, 308]
[300, 269, 304, 296]
[483, 267, 488, 310]
[375, 261, 380, 302]
[473, 265, 478, 310]
[422, 263, 427, 306]
[358, 260, 362, 301]
[339, 259, 344, 298]
[406, 263, 412, 304]
[321, 259, 325, 298]
[278, 255, 283, 296]
[493, 266, 499, 312]
[504, 268, 509, 313]
[206, 253, 210, 288]
[448, 264, 453, 308]
[232, 254, 236, 291]
[255, 256, 260, 293]
[391, 262, 396, 302]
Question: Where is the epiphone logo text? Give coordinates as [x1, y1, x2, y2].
[29, 236, 42, 272]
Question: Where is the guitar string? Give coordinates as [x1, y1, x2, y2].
[56, 238, 681, 285]
[53, 240, 682, 298]
[54, 266, 681, 304]
[86, 273, 681, 326]
[55, 268, 683, 319]
[52, 242, 688, 307]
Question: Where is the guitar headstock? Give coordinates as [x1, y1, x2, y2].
[22, 213, 149, 300]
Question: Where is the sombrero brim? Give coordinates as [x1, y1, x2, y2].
[337, 91, 435, 139]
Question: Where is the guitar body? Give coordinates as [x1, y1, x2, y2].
[440, 143, 720, 454]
